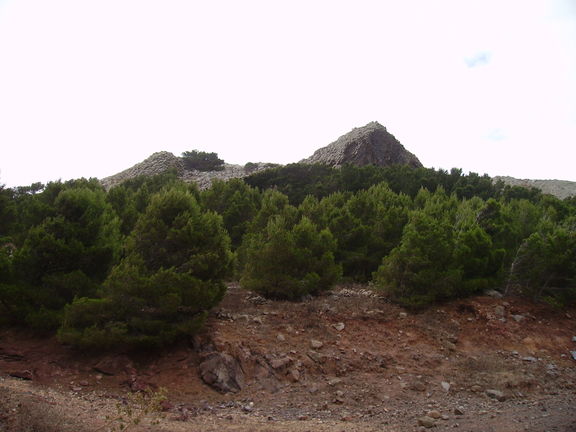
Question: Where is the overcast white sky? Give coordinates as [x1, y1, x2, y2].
[1, 0, 575, 187]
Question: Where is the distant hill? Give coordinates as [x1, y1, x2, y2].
[494, 176, 576, 200]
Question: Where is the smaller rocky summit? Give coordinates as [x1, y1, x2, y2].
[301, 121, 422, 168]
[100, 151, 183, 190]
[494, 176, 576, 200]
[100, 151, 271, 190]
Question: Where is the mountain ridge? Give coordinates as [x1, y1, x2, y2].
[100, 122, 576, 199]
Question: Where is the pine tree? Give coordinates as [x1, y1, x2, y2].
[59, 186, 232, 349]
[13, 186, 121, 329]
[373, 189, 461, 307]
[240, 216, 341, 300]
[201, 179, 261, 248]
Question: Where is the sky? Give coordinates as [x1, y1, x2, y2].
[0, 0, 575, 187]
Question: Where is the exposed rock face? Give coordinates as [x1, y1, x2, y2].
[301, 121, 422, 168]
[101, 151, 183, 190]
[100, 151, 272, 190]
[198, 352, 244, 393]
[180, 163, 272, 190]
[98, 123, 421, 190]
[493, 176, 576, 199]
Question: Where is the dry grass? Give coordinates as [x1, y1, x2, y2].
[0, 384, 75, 432]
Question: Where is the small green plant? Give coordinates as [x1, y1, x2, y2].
[105, 388, 168, 431]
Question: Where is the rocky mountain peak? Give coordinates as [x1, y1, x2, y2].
[100, 151, 273, 190]
[301, 122, 422, 168]
[100, 151, 184, 190]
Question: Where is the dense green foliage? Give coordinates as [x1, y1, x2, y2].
[240, 215, 341, 300]
[5, 183, 121, 329]
[0, 162, 574, 347]
[244, 164, 498, 204]
[182, 150, 225, 171]
[201, 179, 261, 248]
[59, 187, 232, 348]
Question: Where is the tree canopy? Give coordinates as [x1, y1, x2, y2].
[1, 163, 574, 347]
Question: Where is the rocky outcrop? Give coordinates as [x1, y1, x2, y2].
[101, 151, 183, 190]
[301, 121, 422, 168]
[98, 123, 422, 190]
[198, 352, 244, 393]
[494, 176, 576, 199]
[180, 163, 273, 190]
[100, 151, 273, 190]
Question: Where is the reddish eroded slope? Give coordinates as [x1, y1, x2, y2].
[1, 284, 575, 431]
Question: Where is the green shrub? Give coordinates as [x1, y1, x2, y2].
[373, 208, 461, 308]
[507, 224, 576, 306]
[244, 162, 259, 173]
[240, 216, 341, 300]
[182, 150, 224, 172]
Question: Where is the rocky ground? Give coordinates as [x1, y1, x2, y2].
[1, 284, 575, 431]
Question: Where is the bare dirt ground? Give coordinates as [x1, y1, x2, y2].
[1, 283, 575, 431]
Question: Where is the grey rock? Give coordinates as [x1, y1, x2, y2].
[512, 314, 525, 322]
[571, 351, 576, 361]
[307, 350, 327, 364]
[288, 368, 300, 382]
[441, 381, 451, 392]
[485, 290, 503, 299]
[494, 305, 506, 318]
[486, 389, 506, 402]
[327, 377, 343, 386]
[276, 333, 286, 342]
[418, 416, 437, 428]
[310, 339, 324, 349]
[333, 322, 345, 331]
[199, 352, 244, 393]
[454, 406, 464, 415]
[301, 122, 422, 168]
[269, 356, 292, 370]
[522, 356, 537, 362]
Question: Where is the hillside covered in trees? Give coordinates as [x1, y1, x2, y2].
[0, 164, 575, 349]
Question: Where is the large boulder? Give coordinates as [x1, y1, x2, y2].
[301, 121, 422, 168]
[199, 352, 244, 393]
